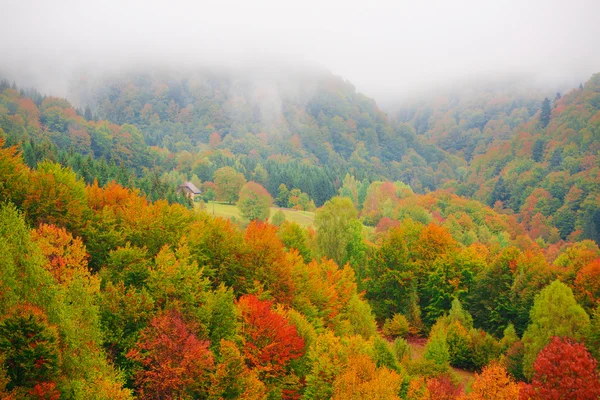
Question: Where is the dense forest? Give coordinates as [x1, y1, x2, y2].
[1, 69, 600, 399]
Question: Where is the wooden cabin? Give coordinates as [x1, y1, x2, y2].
[178, 181, 202, 201]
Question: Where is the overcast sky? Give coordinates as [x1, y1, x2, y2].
[1, 0, 599, 103]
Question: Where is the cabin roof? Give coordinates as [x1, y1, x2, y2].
[180, 181, 201, 194]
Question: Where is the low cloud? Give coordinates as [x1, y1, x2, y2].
[1, 0, 599, 104]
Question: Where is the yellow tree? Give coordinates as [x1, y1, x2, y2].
[332, 354, 403, 400]
[462, 362, 520, 400]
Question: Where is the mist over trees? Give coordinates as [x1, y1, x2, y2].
[1, 1, 600, 397]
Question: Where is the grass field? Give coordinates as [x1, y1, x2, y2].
[197, 201, 316, 227]
[408, 339, 475, 390]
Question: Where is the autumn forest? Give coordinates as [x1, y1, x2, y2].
[1, 65, 600, 400]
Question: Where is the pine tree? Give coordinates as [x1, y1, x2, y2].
[489, 176, 509, 207]
[539, 97, 551, 128]
[84, 106, 93, 121]
[532, 139, 545, 162]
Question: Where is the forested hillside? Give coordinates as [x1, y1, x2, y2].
[397, 74, 600, 245]
[72, 69, 465, 200]
[1, 70, 600, 399]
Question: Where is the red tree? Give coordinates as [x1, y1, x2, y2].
[425, 374, 464, 399]
[375, 217, 400, 234]
[237, 295, 305, 378]
[521, 336, 600, 400]
[126, 310, 214, 399]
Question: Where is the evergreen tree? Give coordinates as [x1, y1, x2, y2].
[532, 139, 545, 162]
[489, 176, 509, 207]
[84, 106, 93, 121]
[539, 97, 551, 128]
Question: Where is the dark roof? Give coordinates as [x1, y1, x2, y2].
[180, 181, 201, 194]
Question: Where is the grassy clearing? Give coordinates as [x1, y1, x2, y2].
[407, 340, 475, 390]
[196, 201, 315, 228]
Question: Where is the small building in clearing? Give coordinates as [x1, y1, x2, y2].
[178, 181, 202, 201]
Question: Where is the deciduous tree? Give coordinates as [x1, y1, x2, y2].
[315, 196, 359, 268]
[521, 280, 589, 379]
[213, 167, 246, 204]
[126, 309, 214, 399]
[464, 362, 520, 400]
[237, 181, 272, 221]
[521, 337, 600, 400]
[237, 295, 305, 379]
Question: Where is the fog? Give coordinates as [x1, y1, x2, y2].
[1, 0, 599, 105]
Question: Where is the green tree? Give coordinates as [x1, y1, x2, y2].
[424, 323, 450, 367]
[422, 252, 476, 327]
[549, 147, 563, 168]
[585, 304, 600, 362]
[277, 221, 312, 262]
[213, 167, 246, 204]
[236, 181, 272, 221]
[275, 183, 290, 207]
[469, 247, 519, 337]
[489, 176, 509, 207]
[364, 223, 418, 321]
[522, 280, 590, 379]
[271, 210, 286, 226]
[539, 97, 551, 128]
[532, 138, 545, 162]
[314, 196, 359, 267]
[0, 310, 59, 391]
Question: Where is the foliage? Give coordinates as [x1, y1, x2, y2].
[237, 181, 272, 221]
[243, 221, 295, 303]
[521, 336, 600, 400]
[469, 247, 520, 337]
[502, 340, 525, 381]
[463, 362, 520, 400]
[271, 209, 286, 226]
[424, 324, 450, 367]
[3, 73, 600, 399]
[392, 338, 411, 363]
[574, 258, 600, 309]
[424, 374, 464, 400]
[0, 308, 59, 391]
[277, 221, 312, 262]
[339, 295, 377, 340]
[31, 223, 90, 285]
[315, 196, 359, 267]
[214, 166, 246, 204]
[126, 309, 214, 399]
[237, 295, 305, 379]
[0, 138, 29, 206]
[586, 304, 600, 362]
[332, 355, 403, 400]
[209, 340, 267, 400]
[383, 314, 411, 339]
[521, 280, 589, 379]
[23, 160, 88, 232]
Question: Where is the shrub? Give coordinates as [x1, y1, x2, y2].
[383, 313, 411, 338]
